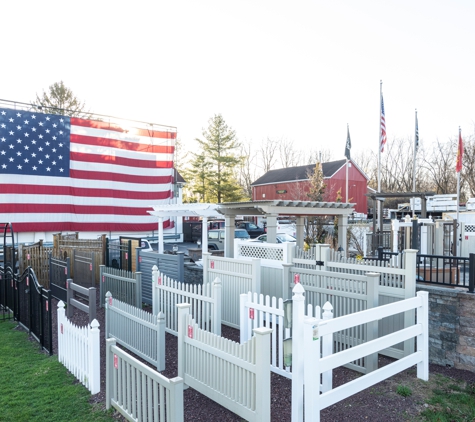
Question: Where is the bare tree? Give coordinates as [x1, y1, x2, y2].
[462, 134, 475, 198]
[238, 141, 259, 200]
[258, 137, 279, 173]
[277, 139, 303, 168]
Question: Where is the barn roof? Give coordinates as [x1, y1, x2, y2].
[251, 159, 367, 186]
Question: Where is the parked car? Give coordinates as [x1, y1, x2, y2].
[207, 229, 250, 250]
[235, 221, 265, 238]
[252, 233, 297, 243]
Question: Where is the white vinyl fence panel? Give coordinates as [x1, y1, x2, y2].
[202, 253, 260, 328]
[106, 338, 184, 422]
[303, 291, 429, 422]
[177, 303, 272, 422]
[105, 292, 165, 371]
[152, 266, 222, 336]
[57, 301, 100, 394]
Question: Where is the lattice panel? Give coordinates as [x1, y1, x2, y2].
[238, 244, 284, 261]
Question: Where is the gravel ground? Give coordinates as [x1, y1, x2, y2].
[48, 294, 475, 421]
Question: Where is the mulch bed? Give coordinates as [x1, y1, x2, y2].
[45, 293, 475, 422]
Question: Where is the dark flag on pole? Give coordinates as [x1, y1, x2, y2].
[344, 124, 351, 160]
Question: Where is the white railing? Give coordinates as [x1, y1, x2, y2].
[152, 265, 222, 336]
[202, 252, 260, 328]
[302, 291, 429, 422]
[106, 338, 184, 422]
[105, 292, 165, 371]
[240, 291, 332, 380]
[57, 301, 100, 394]
[177, 303, 272, 422]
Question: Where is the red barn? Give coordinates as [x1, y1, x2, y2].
[251, 159, 368, 214]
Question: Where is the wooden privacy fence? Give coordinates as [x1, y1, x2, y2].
[105, 292, 166, 371]
[202, 252, 260, 328]
[18, 241, 53, 287]
[177, 303, 272, 422]
[106, 338, 184, 422]
[99, 265, 142, 308]
[152, 265, 222, 336]
[57, 301, 100, 394]
[302, 291, 429, 422]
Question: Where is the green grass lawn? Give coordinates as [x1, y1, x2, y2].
[0, 320, 116, 422]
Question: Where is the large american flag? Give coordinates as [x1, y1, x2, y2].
[0, 105, 176, 232]
[380, 94, 387, 153]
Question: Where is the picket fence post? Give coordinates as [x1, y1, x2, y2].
[321, 301, 333, 393]
[105, 291, 111, 340]
[156, 312, 165, 371]
[177, 303, 191, 382]
[57, 300, 65, 364]
[403, 249, 418, 356]
[304, 316, 320, 422]
[202, 252, 210, 284]
[239, 293, 249, 344]
[135, 271, 142, 308]
[66, 278, 73, 318]
[105, 337, 116, 410]
[152, 265, 158, 315]
[365, 272, 380, 373]
[212, 277, 222, 336]
[253, 326, 272, 422]
[88, 319, 100, 394]
[416, 291, 429, 381]
[291, 282, 305, 422]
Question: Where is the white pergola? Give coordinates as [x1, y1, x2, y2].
[148, 203, 222, 254]
[149, 200, 355, 257]
[216, 200, 355, 257]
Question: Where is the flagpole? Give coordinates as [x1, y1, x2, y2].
[377, 81, 382, 229]
[456, 126, 461, 224]
[412, 109, 417, 217]
[346, 124, 349, 203]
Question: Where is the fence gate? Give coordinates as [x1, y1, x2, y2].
[106, 238, 132, 272]
[49, 254, 70, 302]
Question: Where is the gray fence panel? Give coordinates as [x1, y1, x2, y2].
[137, 250, 185, 305]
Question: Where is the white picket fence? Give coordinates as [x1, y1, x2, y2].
[106, 338, 184, 422]
[152, 265, 222, 336]
[302, 290, 429, 422]
[177, 303, 272, 422]
[201, 252, 261, 328]
[239, 291, 333, 380]
[57, 301, 100, 394]
[104, 292, 166, 371]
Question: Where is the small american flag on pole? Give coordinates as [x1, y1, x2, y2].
[456, 128, 463, 173]
[0, 104, 176, 232]
[380, 94, 387, 153]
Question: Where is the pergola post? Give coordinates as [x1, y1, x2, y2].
[158, 217, 164, 254]
[338, 214, 348, 257]
[201, 216, 209, 253]
[266, 214, 278, 243]
[224, 215, 236, 258]
[296, 216, 305, 248]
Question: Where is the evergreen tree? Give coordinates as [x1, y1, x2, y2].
[192, 114, 245, 203]
[306, 162, 326, 201]
[33, 81, 91, 118]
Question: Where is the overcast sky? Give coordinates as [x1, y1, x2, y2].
[2, 0, 474, 162]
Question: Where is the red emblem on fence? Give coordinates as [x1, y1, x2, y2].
[294, 274, 300, 284]
[139, 256, 142, 263]
[114, 354, 118, 369]
[102, 275, 105, 283]
[109, 296, 113, 306]
[26, 277, 29, 286]
[158, 276, 162, 285]
[60, 324, 63, 334]
[64, 267, 67, 275]
[90, 264, 92, 271]
[125, 252, 128, 260]
[46, 302, 48, 312]
[249, 308, 255, 319]
[188, 325, 193, 339]
[210, 261, 215, 269]
[27, 254, 30, 260]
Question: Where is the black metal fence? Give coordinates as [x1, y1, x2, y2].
[106, 238, 132, 271]
[0, 265, 53, 354]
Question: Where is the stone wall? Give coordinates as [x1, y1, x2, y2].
[417, 284, 475, 372]
[184, 263, 203, 285]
